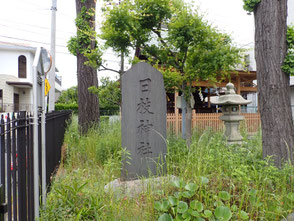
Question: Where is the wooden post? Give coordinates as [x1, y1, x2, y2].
[236, 76, 241, 94]
[236, 76, 241, 113]
[175, 90, 179, 136]
[192, 109, 196, 130]
[208, 89, 211, 108]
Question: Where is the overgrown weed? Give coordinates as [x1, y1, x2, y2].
[41, 118, 294, 220]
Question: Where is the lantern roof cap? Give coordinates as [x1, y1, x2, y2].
[211, 83, 251, 105]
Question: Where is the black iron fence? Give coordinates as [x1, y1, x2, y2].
[43, 111, 71, 186]
[0, 110, 71, 221]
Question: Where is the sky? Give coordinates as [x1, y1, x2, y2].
[0, 0, 256, 89]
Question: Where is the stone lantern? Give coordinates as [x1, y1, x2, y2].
[211, 83, 251, 144]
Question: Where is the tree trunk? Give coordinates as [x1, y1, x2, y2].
[76, 0, 100, 134]
[255, 0, 294, 167]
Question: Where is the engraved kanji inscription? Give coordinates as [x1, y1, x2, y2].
[138, 141, 152, 155]
[140, 78, 151, 92]
[137, 119, 153, 135]
[137, 98, 154, 114]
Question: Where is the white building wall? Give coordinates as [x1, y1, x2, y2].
[0, 49, 33, 83]
[0, 48, 35, 112]
[288, 0, 294, 25]
[27, 52, 34, 82]
[290, 87, 294, 104]
[0, 75, 18, 104]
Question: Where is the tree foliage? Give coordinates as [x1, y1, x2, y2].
[68, 5, 103, 69]
[57, 78, 120, 110]
[100, 2, 134, 55]
[102, 0, 243, 144]
[102, 0, 242, 97]
[243, 0, 261, 13]
[88, 77, 120, 109]
[57, 86, 78, 104]
[282, 26, 294, 75]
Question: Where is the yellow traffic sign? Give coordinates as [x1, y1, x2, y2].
[45, 78, 51, 96]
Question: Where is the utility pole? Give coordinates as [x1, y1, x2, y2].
[48, 0, 57, 112]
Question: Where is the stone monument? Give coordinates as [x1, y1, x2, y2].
[121, 62, 167, 180]
[211, 83, 251, 144]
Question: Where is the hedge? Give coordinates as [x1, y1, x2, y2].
[55, 103, 119, 116]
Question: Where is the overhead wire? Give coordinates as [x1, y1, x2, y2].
[0, 18, 75, 34]
[0, 34, 67, 48]
[0, 24, 69, 41]
[13, 0, 51, 9]
[0, 34, 122, 65]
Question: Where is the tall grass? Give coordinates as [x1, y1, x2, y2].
[40, 117, 294, 220]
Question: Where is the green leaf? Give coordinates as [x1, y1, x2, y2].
[219, 191, 231, 201]
[182, 191, 194, 198]
[190, 200, 203, 212]
[162, 199, 170, 212]
[249, 195, 257, 205]
[174, 191, 183, 199]
[158, 213, 173, 221]
[199, 176, 209, 185]
[249, 189, 257, 196]
[230, 205, 238, 212]
[155, 201, 162, 211]
[174, 216, 183, 221]
[173, 179, 186, 189]
[214, 200, 224, 207]
[188, 208, 200, 217]
[214, 206, 232, 221]
[168, 196, 178, 207]
[177, 201, 188, 214]
[203, 210, 212, 218]
[196, 202, 203, 212]
[185, 183, 197, 192]
[239, 210, 249, 220]
[287, 192, 294, 201]
[155, 199, 170, 212]
[190, 200, 197, 210]
[182, 211, 191, 219]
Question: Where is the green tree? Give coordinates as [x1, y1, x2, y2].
[68, 0, 102, 134]
[102, 0, 242, 144]
[88, 77, 120, 109]
[243, 0, 294, 167]
[57, 86, 78, 104]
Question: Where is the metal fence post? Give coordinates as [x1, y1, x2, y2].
[11, 113, 17, 220]
[0, 115, 5, 198]
[0, 115, 6, 221]
[17, 111, 28, 220]
[6, 114, 11, 220]
[0, 184, 7, 221]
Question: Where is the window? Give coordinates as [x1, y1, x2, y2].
[18, 55, 27, 78]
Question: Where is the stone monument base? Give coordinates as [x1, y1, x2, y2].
[104, 175, 177, 199]
[226, 139, 244, 145]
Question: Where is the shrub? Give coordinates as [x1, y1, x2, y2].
[55, 103, 78, 112]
